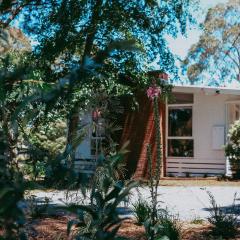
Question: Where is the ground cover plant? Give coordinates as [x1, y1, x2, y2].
[207, 191, 240, 239]
[132, 198, 151, 225]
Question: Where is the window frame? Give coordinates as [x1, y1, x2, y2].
[225, 101, 240, 136]
[166, 103, 194, 158]
[90, 119, 105, 159]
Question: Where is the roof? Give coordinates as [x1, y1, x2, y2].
[173, 84, 240, 96]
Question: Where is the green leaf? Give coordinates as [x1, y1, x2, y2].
[67, 219, 80, 235]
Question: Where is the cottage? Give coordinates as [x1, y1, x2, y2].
[75, 84, 240, 178]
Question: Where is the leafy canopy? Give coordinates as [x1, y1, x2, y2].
[0, 0, 197, 146]
[184, 0, 240, 86]
[1, 1, 196, 79]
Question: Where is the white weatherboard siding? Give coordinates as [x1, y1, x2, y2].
[166, 91, 240, 177]
[74, 113, 97, 174]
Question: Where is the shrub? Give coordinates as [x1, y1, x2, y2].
[157, 216, 181, 240]
[67, 145, 138, 240]
[132, 198, 151, 225]
[144, 209, 182, 240]
[26, 195, 50, 219]
[217, 174, 228, 181]
[68, 180, 137, 240]
[207, 191, 239, 239]
[190, 216, 204, 224]
[0, 171, 27, 240]
[225, 120, 240, 179]
[44, 155, 77, 188]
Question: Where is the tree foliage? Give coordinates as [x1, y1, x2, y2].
[0, 28, 42, 239]
[184, 0, 240, 86]
[225, 119, 240, 179]
[0, 0, 196, 145]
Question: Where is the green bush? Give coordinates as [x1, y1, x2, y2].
[21, 119, 68, 181]
[157, 213, 182, 240]
[44, 155, 77, 188]
[144, 209, 182, 240]
[67, 145, 138, 240]
[26, 195, 49, 219]
[225, 120, 240, 179]
[190, 216, 204, 224]
[207, 191, 239, 239]
[67, 180, 137, 240]
[0, 171, 27, 240]
[132, 198, 151, 225]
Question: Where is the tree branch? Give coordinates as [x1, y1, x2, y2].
[225, 51, 240, 68]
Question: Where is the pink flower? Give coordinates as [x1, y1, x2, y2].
[147, 85, 161, 100]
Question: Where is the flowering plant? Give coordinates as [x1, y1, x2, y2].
[146, 85, 161, 100]
[145, 81, 163, 240]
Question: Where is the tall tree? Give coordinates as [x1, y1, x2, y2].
[0, 0, 54, 27]
[1, 0, 197, 146]
[184, 0, 240, 86]
[27, 0, 195, 145]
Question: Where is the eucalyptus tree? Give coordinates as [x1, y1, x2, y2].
[11, 0, 195, 146]
[184, 0, 240, 86]
[0, 0, 198, 155]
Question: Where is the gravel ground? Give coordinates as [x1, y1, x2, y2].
[31, 185, 240, 221]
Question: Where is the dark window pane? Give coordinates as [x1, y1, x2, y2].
[91, 139, 97, 156]
[168, 139, 193, 157]
[168, 107, 192, 136]
[173, 93, 193, 104]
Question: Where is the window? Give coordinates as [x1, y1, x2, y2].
[227, 103, 240, 128]
[168, 107, 192, 137]
[76, 113, 105, 159]
[91, 118, 105, 157]
[168, 139, 193, 157]
[167, 94, 194, 157]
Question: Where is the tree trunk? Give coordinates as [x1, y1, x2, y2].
[67, 0, 103, 146]
[67, 102, 81, 146]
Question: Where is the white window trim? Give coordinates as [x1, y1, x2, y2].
[90, 119, 106, 159]
[168, 103, 193, 107]
[166, 103, 194, 158]
[225, 101, 240, 135]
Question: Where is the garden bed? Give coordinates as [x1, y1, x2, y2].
[21, 216, 240, 240]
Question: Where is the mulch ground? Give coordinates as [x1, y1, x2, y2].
[19, 216, 240, 240]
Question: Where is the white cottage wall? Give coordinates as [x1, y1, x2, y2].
[166, 91, 240, 177]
